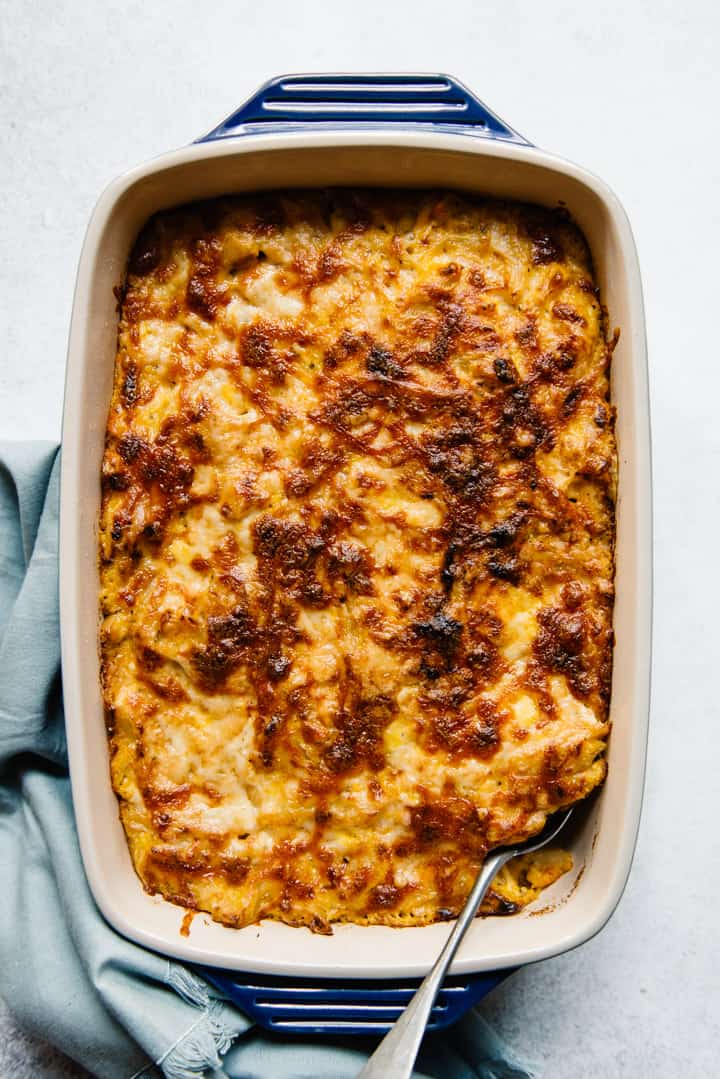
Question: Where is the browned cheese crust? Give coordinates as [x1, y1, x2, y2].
[99, 191, 616, 930]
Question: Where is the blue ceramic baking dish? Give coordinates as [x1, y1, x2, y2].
[60, 73, 651, 1035]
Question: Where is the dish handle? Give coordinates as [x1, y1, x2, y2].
[199, 967, 515, 1036]
[197, 74, 527, 143]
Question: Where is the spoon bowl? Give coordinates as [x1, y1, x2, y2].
[356, 808, 575, 1079]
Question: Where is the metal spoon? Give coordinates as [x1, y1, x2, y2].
[356, 808, 574, 1079]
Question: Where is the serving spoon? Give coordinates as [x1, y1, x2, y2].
[356, 808, 574, 1079]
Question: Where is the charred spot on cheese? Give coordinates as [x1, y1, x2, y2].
[326, 541, 375, 595]
[240, 322, 296, 383]
[552, 302, 586, 325]
[192, 602, 258, 687]
[324, 329, 367, 370]
[324, 693, 396, 775]
[429, 700, 502, 758]
[410, 797, 486, 850]
[186, 238, 228, 322]
[493, 356, 515, 383]
[100, 190, 615, 932]
[366, 344, 405, 380]
[410, 612, 463, 680]
[525, 215, 566, 265]
[252, 513, 331, 607]
[412, 303, 464, 367]
[284, 439, 345, 498]
[121, 361, 139, 407]
[498, 384, 553, 457]
[534, 606, 593, 699]
[515, 317, 539, 355]
[368, 882, 405, 910]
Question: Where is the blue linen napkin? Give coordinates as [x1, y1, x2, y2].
[0, 441, 535, 1079]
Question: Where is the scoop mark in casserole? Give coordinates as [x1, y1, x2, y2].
[99, 190, 616, 931]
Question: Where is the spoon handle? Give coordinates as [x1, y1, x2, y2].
[356, 849, 510, 1079]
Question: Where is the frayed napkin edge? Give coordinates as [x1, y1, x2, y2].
[151, 966, 238, 1079]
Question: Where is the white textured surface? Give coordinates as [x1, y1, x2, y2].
[0, 998, 91, 1079]
[1, 0, 718, 1076]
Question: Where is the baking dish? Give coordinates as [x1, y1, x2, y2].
[60, 74, 651, 983]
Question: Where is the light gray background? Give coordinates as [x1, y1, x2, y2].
[1, 1, 717, 1075]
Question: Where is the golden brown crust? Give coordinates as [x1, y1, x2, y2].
[99, 190, 615, 930]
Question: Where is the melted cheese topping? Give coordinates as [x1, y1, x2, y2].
[100, 191, 615, 931]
